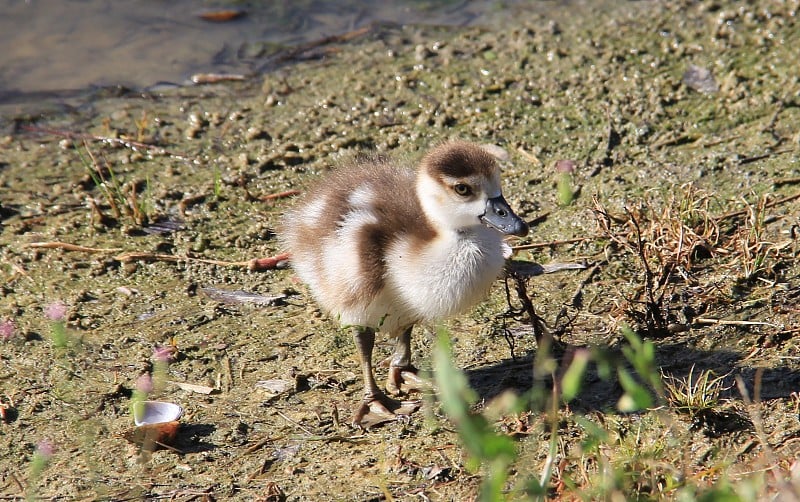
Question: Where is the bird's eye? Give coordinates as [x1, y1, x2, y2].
[453, 183, 472, 196]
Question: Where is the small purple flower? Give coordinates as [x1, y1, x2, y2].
[555, 159, 576, 174]
[44, 301, 67, 321]
[35, 439, 56, 458]
[153, 345, 175, 364]
[0, 319, 14, 341]
[136, 373, 153, 394]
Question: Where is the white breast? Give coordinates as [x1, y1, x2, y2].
[385, 226, 507, 323]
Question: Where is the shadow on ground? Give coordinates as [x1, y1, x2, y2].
[466, 340, 800, 409]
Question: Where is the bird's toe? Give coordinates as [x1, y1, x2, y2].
[386, 366, 432, 396]
[352, 393, 421, 429]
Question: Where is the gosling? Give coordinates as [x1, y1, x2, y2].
[281, 141, 528, 427]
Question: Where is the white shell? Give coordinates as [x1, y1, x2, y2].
[133, 400, 183, 426]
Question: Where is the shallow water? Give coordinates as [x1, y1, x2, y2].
[1, 0, 538, 105]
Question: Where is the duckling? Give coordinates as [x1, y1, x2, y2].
[281, 141, 528, 427]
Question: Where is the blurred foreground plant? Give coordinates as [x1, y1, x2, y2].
[26, 439, 55, 501]
[44, 301, 69, 349]
[130, 344, 175, 420]
[433, 327, 517, 501]
[432, 325, 768, 500]
[617, 326, 664, 411]
[554, 160, 577, 206]
[131, 373, 153, 420]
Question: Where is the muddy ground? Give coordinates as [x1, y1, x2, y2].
[1, 0, 799, 500]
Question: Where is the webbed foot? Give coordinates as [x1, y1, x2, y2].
[352, 392, 421, 429]
[385, 366, 432, 396]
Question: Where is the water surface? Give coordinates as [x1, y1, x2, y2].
[1, 0, 540, 107]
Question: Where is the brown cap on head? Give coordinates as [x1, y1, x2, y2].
[421, 141, 499, 180]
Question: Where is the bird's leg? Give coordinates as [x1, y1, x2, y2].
[351, 326, 419, 428]
[354, 326, 383, 402]
[385, 326, 430, 396]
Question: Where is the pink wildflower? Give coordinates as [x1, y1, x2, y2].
[554, 159, 576, 174]
[35, 439, 56, 458]
[44, 301, 67, 321]
[153, 345, 175, 364]
[0, 319, 14, 341]
[136, 373, 153, 394]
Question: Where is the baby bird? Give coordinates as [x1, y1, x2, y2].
[281, 141, 528, 427]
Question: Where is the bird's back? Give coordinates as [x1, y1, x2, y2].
[281, 154, 434, 327]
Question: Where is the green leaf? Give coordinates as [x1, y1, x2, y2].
[617, 367, 653, 411]
[433, 326, 517, 499]
[574, 416, 609, 452]
[433, 327, 477, 418]
[561, 349, 589, 402]
[482, 434, 517, 461]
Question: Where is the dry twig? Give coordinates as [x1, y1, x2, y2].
[512, 236, 600, 251]
[259, 189, 301, 202]
[26, 242, 289, 271]
[114, 251, 290, 271]
[21, 125, 188, 160]
[27, 242, 123, 253]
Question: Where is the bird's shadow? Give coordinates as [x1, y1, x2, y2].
[465, 341, 800, 413]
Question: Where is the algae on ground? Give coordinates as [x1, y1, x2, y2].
[1, 0, 798, 499]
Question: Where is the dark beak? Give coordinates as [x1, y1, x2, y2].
[479, 195, 529, 237]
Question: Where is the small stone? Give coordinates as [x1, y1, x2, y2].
[110, 110, 129, 121]
[282, 152, 304, 166]
[245, 127, 271, 142]
[415, 44, 432, 61]
[683, 65, 718, 94]
[236, 153, 250, 169]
